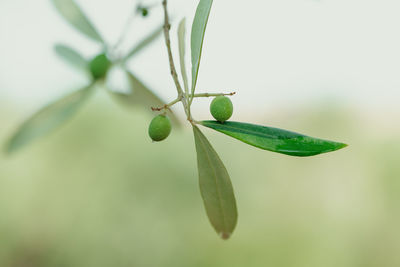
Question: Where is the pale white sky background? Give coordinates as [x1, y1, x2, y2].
[0, 0, 399, 119]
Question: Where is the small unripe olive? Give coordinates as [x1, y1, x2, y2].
[141, 8, 149, 17]
[210, 96, 233, 122]
[148, 115, 172, 142]
[89, 53, 111, 80]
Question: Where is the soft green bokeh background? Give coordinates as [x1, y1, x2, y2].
[2, 0, 400, 266]
[1, 91, 399, 266]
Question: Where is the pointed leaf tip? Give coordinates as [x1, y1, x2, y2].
[193, 125, 237, 238]
[200, 120, 348, 157]
[52, 0, 103, 43]
[54, 44, 88, 72]
[4, 84, 94, 154]
[191, 0, 213, 95]
[220, 232, 231, 240]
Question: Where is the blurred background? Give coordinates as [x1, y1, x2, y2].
[1, 0, 400, 266]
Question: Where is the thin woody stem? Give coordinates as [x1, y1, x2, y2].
[151, 97, 182, 111]
[161, 0, 232, 123]
[162, 0, 184, 98]
[113, 3, 139, 52]
[193, 92, 236, 98]
[151, 92, 236, 111]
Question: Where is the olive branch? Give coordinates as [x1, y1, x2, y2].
[3, 0, 348, 240]
[156, 0, 347, 239]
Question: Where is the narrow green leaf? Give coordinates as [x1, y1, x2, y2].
[52, 0, 104, 43]
[200, 121, 348, 157]
[178, 18, 189, 94]
[193, 125, 237, 239]
[191, 0, 213, 95]
[109, 71, 181, 127]
[54, 44, 88, 72]
[124, 25, 163, 61]
[4, 85, 94, 154]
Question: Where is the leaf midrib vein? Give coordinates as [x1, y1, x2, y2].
[204, 122, 304, 140]
[197, 128, 227, 233]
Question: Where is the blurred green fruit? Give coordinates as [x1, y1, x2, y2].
[141, 8, 149, 17]
[210, 96, 233, 122]
[89, 53, 111, 80]
[148, 115, 172, 142]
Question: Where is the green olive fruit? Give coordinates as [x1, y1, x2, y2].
[210, 96, 233, 122]
[89, 53, 111, 80]
[141, 8, 149, 17]
[148, 115, 172, 142]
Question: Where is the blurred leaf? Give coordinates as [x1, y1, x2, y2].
[124, 25, 163, 61]
[193, 125, 237, 240]
[191, 0, 213, 95]
[52, 0, 104, 43]
[54, 44, 88, 72]
[4, 85, 94, 154]
[105, 65, 131, 94]
[109, 71, 181, 127]
[201, 121, 348, 157]
[178, 18, 189, 94]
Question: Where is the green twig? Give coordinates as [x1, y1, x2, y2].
[162, 0, 184, 98]
[151, 97, 182, 111]
[151, 92, 235, 112]
[112, 2, 140, 53]
[193, 92, 236, 98]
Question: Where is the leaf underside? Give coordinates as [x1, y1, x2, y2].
[201, 121, 348, 157]
[54, 44, 88, 72]
[52, 0, 103, 43]
[109, 71, 181, 127]
[178, 18, 189, 93]
[191, 0, 213, 95]
[193, 125, 237, 239]
[5, 85, 94, 154]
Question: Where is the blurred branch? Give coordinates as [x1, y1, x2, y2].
[112, 2, 140, 53]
